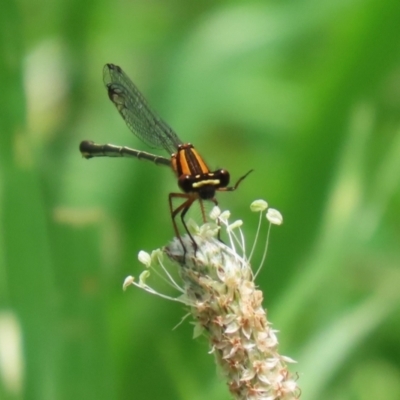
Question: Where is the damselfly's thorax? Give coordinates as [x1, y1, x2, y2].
[171, 144, 231, 200]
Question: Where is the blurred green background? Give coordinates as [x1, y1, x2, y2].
[1, 0, 400, 399]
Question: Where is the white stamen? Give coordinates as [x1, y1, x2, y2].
[267, 208, 283, 225]
[249, 207, 264, 261]
[209, 206, 221, 220]
[219, 210, 231, 223]
[123, 276, 134, 291]
[250, 199, 268, 212]
[227, 219, 243, 231]
[138, 270, 150, 287]
[138, 251, 151, 267]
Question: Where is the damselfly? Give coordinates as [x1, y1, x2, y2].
[80, 64, 252, 255]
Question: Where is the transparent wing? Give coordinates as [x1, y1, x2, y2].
[103, 63, 182, 155]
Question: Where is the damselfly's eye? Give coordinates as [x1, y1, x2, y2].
[215, 169, 230, 188]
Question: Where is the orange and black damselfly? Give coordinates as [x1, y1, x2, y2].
[80, 64, 252, 255]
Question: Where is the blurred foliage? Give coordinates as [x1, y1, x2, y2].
[1, 0, 400, 399]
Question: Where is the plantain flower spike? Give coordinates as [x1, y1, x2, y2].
[124, 200, 299, 400]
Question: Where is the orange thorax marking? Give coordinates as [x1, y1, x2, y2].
[172, 144, 210, 177]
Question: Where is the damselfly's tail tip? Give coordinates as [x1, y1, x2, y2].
[79, 140, 95, 159]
